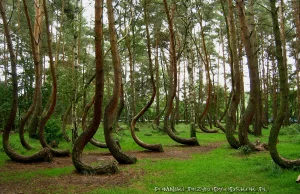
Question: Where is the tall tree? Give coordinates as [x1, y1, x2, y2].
[236, 0, 261, 148]
[38, 0, 70, 157]
[268, 0, 300, 169]
[162, 0, 199, 146]
[130, 0, 163, 152]
[1, 0, 52, 163]
[28, 0, 44, 138]
[104, 0, 137, 164]
[72, 0, 119, 174]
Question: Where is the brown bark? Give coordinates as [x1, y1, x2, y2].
[104, 0, 137, 164]
[249, 0, 262, 136]
[39, 1, 70, 157]
[221, 0, 240, 148]
[162, 0, 199, 146]
[72, 0, 119, 174]
[236, 0, 260, 148]
[19, 0, 43, 146]
[126, 32, 136, 120]
[82, 95, 107, 148]
[268, 0, 300, 169]
[28, 0, 44, 138]
[1, 0, 52, 163]
[130, 0, 163, 152]
[280, 0, 290, 126]
[154, 38, 160, 127]
[196, 11, 217, 134]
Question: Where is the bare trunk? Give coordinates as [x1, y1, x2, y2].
[130, 0, 163, 152]
[268, 0, 300, 168]
[104, 0, 137, 164]
[39, 0, 70, 157]
[72, 0, 119, 174]
[2, 0, 52, 163]
[163, 0, 199, 146]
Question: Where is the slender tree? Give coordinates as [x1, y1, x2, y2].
[268, 0, 300, 169]
[236, 0, 261, 149]
[72, 0, 119, 174]
[162, 0, 199, 146]
[104, 0, 137, 164]
[38, 0, 70, 157]
[1, 0, 52, 163]
[130, 0, 163, 152]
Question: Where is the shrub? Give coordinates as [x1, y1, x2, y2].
[238, 145, 252, 155]
[44, 118, 63, 144]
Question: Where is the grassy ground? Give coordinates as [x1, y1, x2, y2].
[1, 123, 300, 193]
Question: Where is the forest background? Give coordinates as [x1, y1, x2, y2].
[1, 0, 300, 192]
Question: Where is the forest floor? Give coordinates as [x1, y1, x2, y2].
[0, 142, 223, 194]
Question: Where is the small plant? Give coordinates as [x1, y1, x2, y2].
[238, 145, 252, 155]
[44, 118, 63, 144]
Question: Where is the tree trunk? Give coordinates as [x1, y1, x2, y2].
[38, 0, 70, 157]
[28, 0, 43, 138]
[130, 0, 163, 152]
[249, 0, 262, 136]
[222, 0, 240, 149]
[280, 0, 290, 126]
[196, 11, 217, 134]
[104, 0, 137, 164]
[82, 95, 107, 148]
[268, 0, 300, 168]
[72, 0, 119, 174]
[154, 38, 160, 127]
[236, 0, 260, 148]
[162, 0, 199, 146]
[1, 0, 52, 163]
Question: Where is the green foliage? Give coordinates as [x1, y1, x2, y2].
[0, 83, 12, 128]
[238, 145, 253, 155]
[279, 124, 300, 135]
[44, 118, 63, 144]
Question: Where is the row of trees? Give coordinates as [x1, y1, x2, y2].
[1, 0, 300, 173]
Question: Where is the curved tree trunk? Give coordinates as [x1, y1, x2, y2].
[130, 0, 163, 152]
[1, 0, 52, 163]
[20, 0, 43, 146]
[236, 0, 260, 149]
[38, 0, 70, 157]
[104, 0, 137, 164]
[268, 0, 300, 168]
[163, 0, 199, 146]
[196, 12, 217, 134]
[72, 0, 119, 174]
[220, 0, 241, 149]
[82, 95, 107, 148]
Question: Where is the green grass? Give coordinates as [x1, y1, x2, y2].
[1, 123, 300, 193]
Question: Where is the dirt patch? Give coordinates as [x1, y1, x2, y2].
[0, 142, 223, 194]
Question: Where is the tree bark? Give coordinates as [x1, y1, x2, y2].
[268, 0, 300, 169]
[221, 0, 241, 148]
[162, 0, 199, 146]
[1, 0, 52, 163]
[236, 0, 260, 149]
[72, 0, 119, 174]
[38, 0, 70, 157]
[82, 95, 107, 148]
[130, 0, 163, 152]
[104, 0, 137, 164]
[28, 0, 44, 138]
